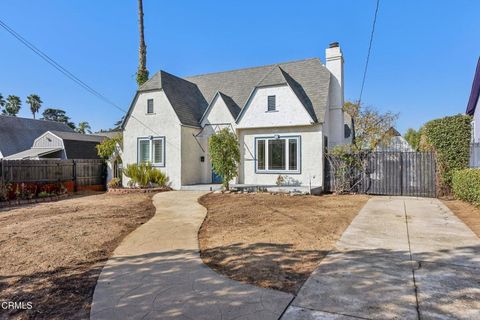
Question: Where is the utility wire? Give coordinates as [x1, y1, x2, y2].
[358, 0, 380, 106]
[0, 18, 170, 145]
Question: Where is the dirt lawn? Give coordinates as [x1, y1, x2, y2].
[198, 193, 370, 294]
[442, 199, 480, 238]
[0, 192, 156, 320]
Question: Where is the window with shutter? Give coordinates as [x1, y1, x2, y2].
[267, 95, 276, 111]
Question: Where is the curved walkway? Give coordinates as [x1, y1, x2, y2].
[90, 191, 293, 320]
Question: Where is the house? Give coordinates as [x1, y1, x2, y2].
[376, 128, 414, 152]
[466, 57, 480, 142]
[122, 43, 351, 192]
[5, 130, 106, 160]
[0, 115, 74, 159]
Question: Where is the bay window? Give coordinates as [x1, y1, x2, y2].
[255, 136, 300, 173]
[137, 137, 165, 166]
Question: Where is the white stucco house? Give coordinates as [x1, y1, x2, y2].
[122, 43, 351, 193]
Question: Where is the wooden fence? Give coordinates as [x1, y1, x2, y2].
[325, 151, 437, 198]
[0, 159, 106, 191]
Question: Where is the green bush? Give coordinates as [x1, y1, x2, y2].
[123, 163, 169, 188]
[452, 169, 480, 205]
[420, 114, 471, 195]
[107, 177, 121, 189]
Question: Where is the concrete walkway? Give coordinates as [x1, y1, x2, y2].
[282, 197, 480, 320]
[90, 191, 293, 320]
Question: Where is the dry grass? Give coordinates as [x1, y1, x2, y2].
[0, 192, 156, 320]
[198, 193, 370, 293]
[442, 199, 480, 238]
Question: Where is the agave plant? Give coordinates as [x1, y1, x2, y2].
[123, 163, 169, 188]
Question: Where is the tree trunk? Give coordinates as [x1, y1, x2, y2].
[138, 0, 146, 70]
[136, 0, 148, 86]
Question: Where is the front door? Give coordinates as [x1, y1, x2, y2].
[212, 168, 223, 184]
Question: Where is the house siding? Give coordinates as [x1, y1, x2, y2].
[123, 90, 183, 189]
[474, 98, 480, 142]
[237, 85, 313, 129]
[180, 126, 203, 185]
[238, 124, 324, 190]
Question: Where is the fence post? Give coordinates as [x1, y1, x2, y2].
[73, 160, 77, 192]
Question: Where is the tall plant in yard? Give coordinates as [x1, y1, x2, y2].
[96, 134, 123, 159]
[208, 128, 240, 190]
[326, 102, 398, 193]
[76, 121, 92, 134]
[3, 95, 21, 116]
[420, 114, 471, 195]
[0, 93, 5, 112]
[26, 94, 43, 119]
[136, 0, 149, 86]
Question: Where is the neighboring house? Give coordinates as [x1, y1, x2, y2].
[376, 128, 414, 152]
[5, 131, 106, 160]
[467, 57, 480, 142]
[0, 115, 74, 159]
[466, 57, 480, 167]
[122, 43, 351, 192]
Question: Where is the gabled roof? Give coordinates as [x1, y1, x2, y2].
[466, 57, 480, 116]
[126, 58, 331, 128]
[138, 71, 208, 127]
[0, 115, 74, 157]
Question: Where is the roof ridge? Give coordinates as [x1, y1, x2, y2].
[184, 58, 320, 79]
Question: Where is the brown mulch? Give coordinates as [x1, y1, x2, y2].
[198, 193, 370, 294]
[0, 192, 156, 320]
[442, 199, 480, 238]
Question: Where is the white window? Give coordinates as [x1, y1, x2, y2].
[256, 136, 300, 173]
[137, 137, 165, 166]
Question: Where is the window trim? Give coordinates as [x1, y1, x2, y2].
[254, 135, 301, 174]
[137, 136, 166, 167]
[147, 99, 154, 114]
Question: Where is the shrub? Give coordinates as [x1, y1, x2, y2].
[38, 191, 51, 198]
[208, 128, 240, 190]
[107, 177, 121, 189]
[452, 169, 480, 205]
[420, 114, 471, 195]
[123, 163, 169, 188]
[0, 182, 11, 201]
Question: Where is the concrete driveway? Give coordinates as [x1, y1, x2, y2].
[90, 191, 293, 320]
[282, 197, 480, 320]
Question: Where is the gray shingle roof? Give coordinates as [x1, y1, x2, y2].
[140, 71, 208, 127]
[218, 92, 241, 119]
[130, 58, 331, 127]
[0, 116, 74, 157]
[49, 131, 107, 142]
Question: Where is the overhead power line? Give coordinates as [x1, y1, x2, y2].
[358, 0, 380, 106]
[0, 18, 169, 144]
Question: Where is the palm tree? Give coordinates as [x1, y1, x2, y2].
[0, 94, 5, 114]
[76, 121, 92, 134]
[136, 0, 149, 86]
[26, 94, 43, 119]
[3, 95, 21, 116]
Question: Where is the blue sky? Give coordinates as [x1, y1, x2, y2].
[0, 0, 478, 133]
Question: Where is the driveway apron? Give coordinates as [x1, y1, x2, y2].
[90, 191, 293, 320]
[282, 197, 480, 320]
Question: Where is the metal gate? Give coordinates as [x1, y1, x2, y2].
[324, 151, 437, 197]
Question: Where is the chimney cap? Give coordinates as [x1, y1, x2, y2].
[329, 42, 339, 48]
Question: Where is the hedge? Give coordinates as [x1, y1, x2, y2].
[420, 114, 471, 195]
[452, 169, 480, 205]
